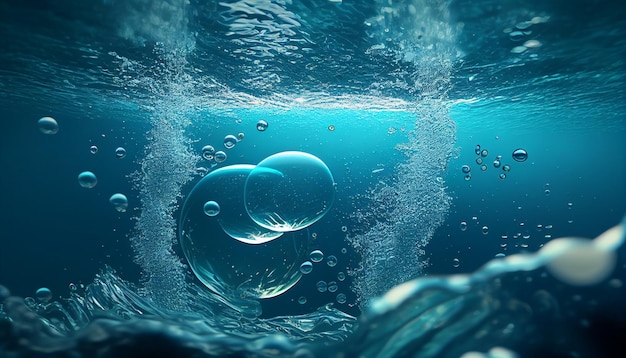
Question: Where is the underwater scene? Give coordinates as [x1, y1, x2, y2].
[1, 0, 625, 357]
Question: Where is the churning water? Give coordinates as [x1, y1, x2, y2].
[1, 0, 625, 357]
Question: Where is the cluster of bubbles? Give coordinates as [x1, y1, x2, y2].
[505, 17, 548, 55]
[461, 145, 527, 181]
[38, 117, 130, 214]
[297, 247, 346, 305]
[179, 151, 336, 310]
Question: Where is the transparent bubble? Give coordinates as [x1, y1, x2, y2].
[310, 249, 324, 263]
[237, 132, 245, 140]
[337, 272, 346, 281]
[461, 165, 471, 173]
[512, 148, 528, 162]
[245, 151, 335, 232]
[298, 296, 307, 304]
[495, 253, 506, 258]
[328, 281, 338, 292]
[340, 248, 347, 254]
[493, 159, 501, 168]
[460, 221, 468, 231]
[474, 144, 481, 155]
[341, 226, 348, 232]
[336, 293, 347, 304]
[194, 167, 208, 177]
[509, 31, 525, 41]
[502, 164, 511, 172]
[476, 157, 483, 165]
[481, 149, 488, 157]
[115, 147, 127, 159]
[482, 226, 489, 234]
[511, 46, 527, 54]
[78, 171, 97, 188]
[545, 189, 551, 196]
[224, 135, 238, 149]
[300, 261, 313, 274]
[179, 167, 308, 303]
[256, 120, 269, 132]
[311, 232, 318, 239]
[37, 116, 58, 134]
[568, 202, 573, 209]
[202, 201, 220, 217]
[90, 145, 98, 155]
[480, 164, 487, 171]
[202, 145, 215, 160]
[214, 151, 227, 163]
[109, 193, 129, 213]
[35, 287, 52, 302]
[328, 125, 336, 131]
[499, 173, 507, 180]
[316, 280, 328, 292]
[464, 174, 471, 181]
[453, 258, 460, 268]
[327, 255, 338, 267]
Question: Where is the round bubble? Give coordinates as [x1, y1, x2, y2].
[327, 255, 338, 267]
[109, 193, 129, 213]
[203, 201, 220, 217]
[300, 261, 313, 274]
[460, 221, 468, 231]
[186, 165, 282, 244]
[474, 144, 481, 155]
[298, 296, 307, 304]
[480, 164, 487, 171]
[224, 135, 238, 149]
[512, 148, 528, 162]
[475, 157, 483, 165]
[337, 272, 346, 281]
[481, 149, 488, 157]
[256, 120, 269, 132]
[482, 226, 489, 235]
[502, 164, 511, 172]
[115, 147, 126, 159]
[78, 171, 97, 188]
[336, 293, 347, 304]
[244, 151, 335, 232]
[316, 280, 328, 292]
[38, 117, 58, 134]
[461, 165, 471, 174]
[179, 170, 308, 304]
[464, 174, 471, 181]
[453, 258, 460, 268]
[214, 151, 227, 163]
[90, 145, 98, 155]
[310, 249, 324, 263]
[341, 226, 348, 232]
[499, 173, 507, 180]
[493, 159, 501, 168]
[202, 145, 215, 160]
[35, 287, 52, 302]
[328, 281, 338, 293]
[341, 248, 347, 254]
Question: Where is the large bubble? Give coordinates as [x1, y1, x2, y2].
[244, 151, 336, 232]
[179, 164, 309, 308]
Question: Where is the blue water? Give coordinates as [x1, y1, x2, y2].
[1, 0, 625, 357]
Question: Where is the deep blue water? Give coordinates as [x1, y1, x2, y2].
[1, 0, 625, 357]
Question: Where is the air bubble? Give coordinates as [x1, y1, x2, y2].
[461, 165, 471, 173]
[224, 135, 238, 149]
[35, 287, 52, 302]
[109, 193, 129, 213]
[482, 226, 489, 235]
[480, 149, 488, 157]
[90, 145, 98, 155]
[300, 261, 313, 274]
[202, 145, 215, 160]
[310, 250, 324, 263]
[336, 293, 347, 304]
[512, 148, 528, 162]
[115, 147, 127, 159]
[474, 144, 481, 155]
[328, 281, 338, 292]
[460, 221, 468, 231]
[256, 120, 268, 132]
[298, 296, 307, 304]
[38, 117, 59, 134]
[316, 280, 328, 292]
[337, 272, 346, 281]
[214, 151, 227, 163]
[327, 255, 338, 267]
[78, 171, 97, 188]
[453, 258, 460, 268]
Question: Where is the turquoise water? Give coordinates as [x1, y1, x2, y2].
[1, 0, 625, 357]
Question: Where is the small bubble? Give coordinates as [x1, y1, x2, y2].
[327, 255, 338, 267]
[516, 21, 533, 30]
[237, 132, 245, 140]
[464, 174, 472, 181]
[460, 221, 468, 231]
[340, 248, 347, 254]
[482, 226, 489, 235]
[328, 281, 338, 292]
[493, 159, 501, 168]
[328, 125, 336, 131]
[300, 261, 313, 274]
[476, 157, 483, 165]
[452, 258, 460, 268]
[480, 164, 487, 171]
[203, 201, 220, 216]
[311, 232, 318, 239]
[512, 148, 528, 162]
[461, 165, 471, 173]
[545, 189, 551, 196]
[474, 145, 481, 155]
[90, 145, 98, 154]
[536, 224, 543, 231]
[336, 293, 347, 304]
[35, 287, 52, 302]
[298, 296, 307, 304]
[202, 145, 215, 160]
[502, 164, 511, 172]
[316, 280, 328, 293]
[499, 173, 507, 180]
[223, 135, 238, 149]
[256, 120, 268, 132]
[567, 202, 573, 209]
[115, 147, 126, 159]
[495, 253, 506, 258]
[481, 149, 488, 157]
[511, 46, 528, 54]
[524, 39, 542, 48]
[214, 151, 227, 163]
[78, 171, 97, 188]
[38, 116, 59, 134]
[509, 31, 525, 41]
[69, 283, 77, 291]
[109, 193, 129, 213]
[341, 226, 348, 232]
[310, 250, 324, 263]
[337, 272, 346, 281]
